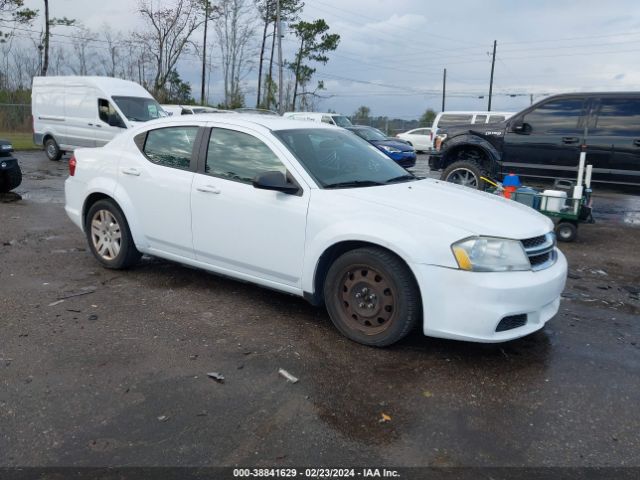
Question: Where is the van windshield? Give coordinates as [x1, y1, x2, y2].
[112, 96, 164, 122]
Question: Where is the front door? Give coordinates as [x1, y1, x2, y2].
[501, 97, 588, 181]
[191, 126, 309, 289]
[95, 98, 127, 147]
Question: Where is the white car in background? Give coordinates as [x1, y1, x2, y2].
[161, 105, 234, 116]
[396, 128, 433, 152]
[64, 115, 567, 347]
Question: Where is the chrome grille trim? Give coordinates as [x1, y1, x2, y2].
[522, 232, 557, 271]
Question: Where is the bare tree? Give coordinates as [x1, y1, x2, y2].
[69, 26, 96, 75]
[40, 0, 75, 75]
[135, 0, 204, 101]
[214, 0, 256, 108]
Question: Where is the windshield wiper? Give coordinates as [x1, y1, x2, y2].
[384, 174, 417, 184]
[324, 180, 384, 189]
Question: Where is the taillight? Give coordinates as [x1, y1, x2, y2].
[69, 155, 76, 176]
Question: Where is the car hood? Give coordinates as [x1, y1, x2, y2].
[333, 178, 553, 239]
[370, 139, 415, 152]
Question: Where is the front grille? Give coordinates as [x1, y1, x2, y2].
[496, 314, 527, 332]
[521, 232, 557, 271]
[521, 235, 547, 249]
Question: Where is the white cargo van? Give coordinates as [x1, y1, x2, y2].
[32, 76, 165, 160]
[282, 111, 352, 127]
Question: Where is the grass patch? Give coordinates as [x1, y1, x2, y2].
[0, 131, 38, 151]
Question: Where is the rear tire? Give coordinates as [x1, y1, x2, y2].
[85, 199, 141, 269]
[44, 137, 63, 161]
[442, 159, 488, 190]
[323, 247, 421, 347]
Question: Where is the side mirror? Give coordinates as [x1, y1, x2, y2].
[252, 171, 300, 195]
[512, 122, 531, 134]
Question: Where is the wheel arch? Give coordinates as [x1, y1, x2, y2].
[305, 240, 422, 308]
[441, 135, 500, 173]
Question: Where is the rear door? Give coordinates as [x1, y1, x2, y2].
[501, 96, 588, 180]
[587, 95, 640, 185]
[115, 124, 202, 258]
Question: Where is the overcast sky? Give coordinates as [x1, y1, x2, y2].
[18, 0, 640, 118]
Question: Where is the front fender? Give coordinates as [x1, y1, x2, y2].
[442, 134, 501, 167]
[301, 219, 461, 294]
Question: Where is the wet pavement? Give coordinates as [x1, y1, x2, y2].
[1, 151, 639, 468]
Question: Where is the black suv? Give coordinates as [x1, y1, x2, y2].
[0, 139, 22, 193]
[429, 92, 640, 188]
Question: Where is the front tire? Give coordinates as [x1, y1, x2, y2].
[323, 247, 421, 347]
[85, 199, 141, 269]
[441, 158, 488, 190]
[44, 137, 63, 161]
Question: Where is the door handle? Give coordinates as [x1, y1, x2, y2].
[88, 123, 93, 126]
[633, 139, 640, 147]
[562, 136, 580, 144]
[196, 185, 221, 194]
[121, 167, 141, 176]
[95, 124, 102, 128]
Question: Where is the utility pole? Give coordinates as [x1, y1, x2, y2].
[488, 40, 496, 111]
[276, 0, 284, 114]
[441, 68, 446, 112]
[530, 93, 534, 105]
[200, 0, 209, 105]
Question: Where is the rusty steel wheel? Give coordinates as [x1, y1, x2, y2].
[324, 247, 421, 347]
[338, 266, 396, 336]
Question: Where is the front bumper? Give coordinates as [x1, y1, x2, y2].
[413, 249, 567, 342]
[428, 151, 444, 170]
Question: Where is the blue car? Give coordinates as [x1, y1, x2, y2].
[346, 126, 416, 168]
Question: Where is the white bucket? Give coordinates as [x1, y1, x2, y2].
[541, 190, 567, 213]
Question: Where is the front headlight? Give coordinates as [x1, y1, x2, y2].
[379, 145, 402, 153]
[452, 236, 530, 272]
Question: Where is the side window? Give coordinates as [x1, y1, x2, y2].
[181, 109, 193, 115]
[438, 114, 474, 127]
[206, 128, 286, 183]
[321, 115, 333, 124]
[594, 98, 640, 136]
[143, 126, 198, 170]
[488, 115, 506, 123]
[474, 115, 487, 124]
[522, 98, 585, 133]
[98, 98, 124, 127]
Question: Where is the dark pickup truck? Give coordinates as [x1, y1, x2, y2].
[0, 139, 22, 193]
[429, 92, 640, 188]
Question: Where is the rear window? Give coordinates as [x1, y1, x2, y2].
[488, 115, 506, 123]
[474, 115, 487, 124]
[437, 114, 474, 127]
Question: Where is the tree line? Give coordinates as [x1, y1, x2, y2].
[0, 0, 340, 110]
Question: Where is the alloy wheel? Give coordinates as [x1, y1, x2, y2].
[90, 209, 122, 260]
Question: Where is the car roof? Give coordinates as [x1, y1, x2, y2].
[137, 113, 339, 132]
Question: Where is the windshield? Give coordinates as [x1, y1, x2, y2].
[112, 96, 164, 122]
[273, 128, 415, 188]
[332, 115, 352, 127]
[351, 128, 386, 141]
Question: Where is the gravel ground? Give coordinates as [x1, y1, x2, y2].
[0, 151, 639, 469]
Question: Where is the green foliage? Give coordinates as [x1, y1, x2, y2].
[353, 105, 371, 124]
[0, 0, 37, 40]
[288, 18, 339, 109]
[420, 108, 437, 127]
[164, 69, 195, 104]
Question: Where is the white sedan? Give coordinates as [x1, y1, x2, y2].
[65, 115, 567, 347]
[396, 128, 433, 152]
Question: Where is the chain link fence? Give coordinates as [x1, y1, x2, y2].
[0, 103, 31, 133]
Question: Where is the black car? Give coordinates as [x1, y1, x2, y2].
[0, 139, 22, 193]
[430, 92, 640, 188]
[346, 126, 417, 168]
